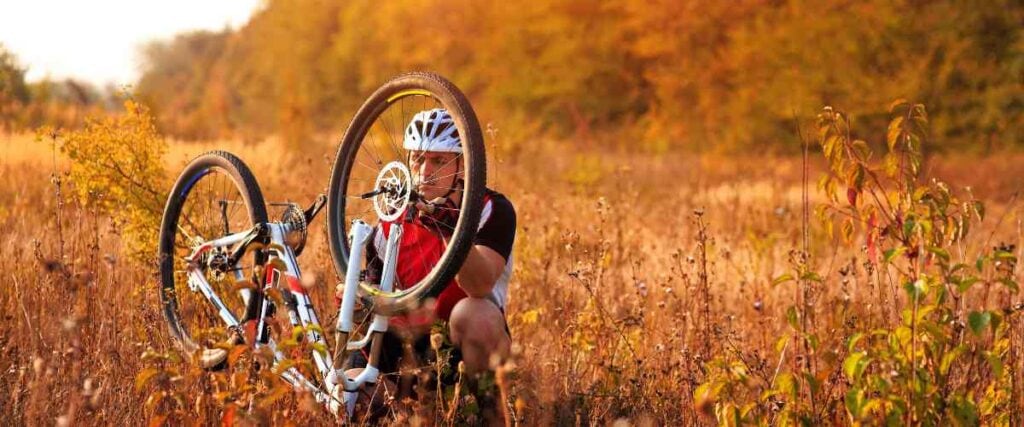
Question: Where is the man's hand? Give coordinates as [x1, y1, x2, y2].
[335, 282, 372, 308]
[413, 196, 449, 215]
[415, 197, 459, 233]
[334, 282, 437, 332]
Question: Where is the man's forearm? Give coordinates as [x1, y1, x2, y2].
[456, 245, 503, 298]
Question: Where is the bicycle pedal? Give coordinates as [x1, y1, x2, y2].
[200, 329, 245, 371]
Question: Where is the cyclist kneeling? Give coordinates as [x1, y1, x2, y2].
[338, 108, 516, 413]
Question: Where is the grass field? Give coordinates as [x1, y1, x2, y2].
[1, 125, 1023, 424]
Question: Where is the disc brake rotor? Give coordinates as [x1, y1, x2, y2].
[371, 161, 412, 222]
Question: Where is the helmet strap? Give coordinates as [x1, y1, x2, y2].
[441, 161, 462, 200]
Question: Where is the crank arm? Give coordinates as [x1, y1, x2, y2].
[304, 194, 328, 223]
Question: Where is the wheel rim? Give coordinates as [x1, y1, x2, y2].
[167, 165, 260, 350]
[335, 88, 478, 301]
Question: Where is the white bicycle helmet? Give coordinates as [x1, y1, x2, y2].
[403, 108, 462, 153]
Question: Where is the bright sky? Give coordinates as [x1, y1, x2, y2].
[0, 0, 262, 87]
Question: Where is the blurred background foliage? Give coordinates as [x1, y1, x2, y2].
[2, 0, 1023, 153]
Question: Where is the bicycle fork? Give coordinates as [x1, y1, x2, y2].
[328, 219, 402, 416]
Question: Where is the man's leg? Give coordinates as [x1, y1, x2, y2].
[448, 297, 511, 373]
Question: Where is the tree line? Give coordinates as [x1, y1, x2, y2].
[1, 45, 122, 132]
[4, 0, 1022, 152]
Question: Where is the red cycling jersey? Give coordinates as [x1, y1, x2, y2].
[377, 219, 464, 322]
[367, 189, 516, 326]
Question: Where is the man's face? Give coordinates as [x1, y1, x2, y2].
[410, 150, 461, 201]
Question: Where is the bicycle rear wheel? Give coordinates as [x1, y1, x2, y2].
[326, 72, 486, 315]
[158, 151, 268, 355]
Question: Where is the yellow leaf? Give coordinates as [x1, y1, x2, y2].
[520, 308, 542, 325]
[135, 367, 161, 391]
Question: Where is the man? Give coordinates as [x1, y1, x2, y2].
[341, 108, 516, 410]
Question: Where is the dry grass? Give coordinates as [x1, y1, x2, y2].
[1, 130, 1023, 424]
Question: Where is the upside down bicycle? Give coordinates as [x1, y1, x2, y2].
[156, 72, 487, 418]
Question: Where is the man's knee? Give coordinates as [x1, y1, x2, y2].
[448, 297, 507, 349]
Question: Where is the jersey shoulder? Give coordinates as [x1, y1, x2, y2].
[481, 188, 515, 227]
[477, 188, 516, 260]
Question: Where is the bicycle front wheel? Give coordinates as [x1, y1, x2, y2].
[326, 72, 486, 315]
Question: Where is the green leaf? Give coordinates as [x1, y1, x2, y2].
[901, 308, 914, 326]
[995, 250, 1016, 261]
[851, 140, 871, 161]
[884, 247, 906, 263]
[846, 388, 866, 419]
[894, 326, 913, 347]
[991, 311, 1004, 335]
[843, 351, 870, 382]
[729, 361, 749, 380]
[739, 403, 757, 420]
[800, 271, 823, 283]
[771, 273, 794, 287]
[958, 216, 970, 241]
[955, 276, 981, 293]
[968, 311, 991, 336]
[940, 345, 966, 376]
[861, 399, 886, 420]
[900, 306, 935, 326]
[926, 246, 950, 263]
[921, 321, 948, 343]
[903, 218, 916, 239]
[973, 201, 985, 220]
[950, 396, 979, 425]
[904, 279, 928, 301]
[786, 306, 799, 330]
[985, 351, 1004, 377]
[802, 371, 821, 394]
[775, 335, 789, 354]
[775, 372, 798, 399]
[919, 219, 933, 236]
[916, 305, 936, 323]
[847, 332, 864, 352]
[807, 333, 819, 351]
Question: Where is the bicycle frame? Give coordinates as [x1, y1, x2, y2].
[183, 217, 404, 418]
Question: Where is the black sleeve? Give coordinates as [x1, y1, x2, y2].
[474, 195, 516, 261]
[363, 228, 383, 284]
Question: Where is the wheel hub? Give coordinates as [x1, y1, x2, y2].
[372, 161, 412, 222]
